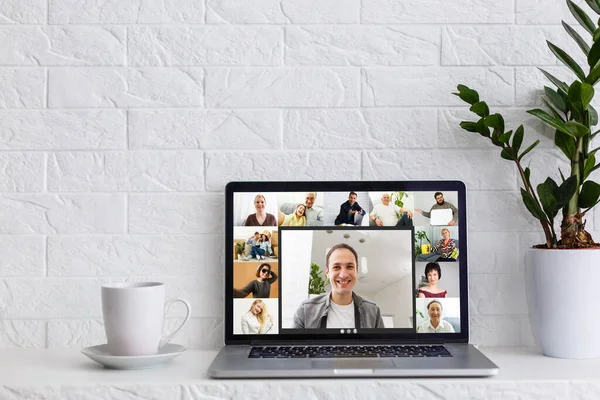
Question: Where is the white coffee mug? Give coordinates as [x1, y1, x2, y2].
[101, 282, 191, 356]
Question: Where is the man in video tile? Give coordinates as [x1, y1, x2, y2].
[292, 244, 384, 329]
[369, 193, 413, 227]
[334, 191, 365, 226]
[415, 192, 458, 226]
[304, 192, 324, 226]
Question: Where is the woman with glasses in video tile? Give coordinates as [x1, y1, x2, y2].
[233, 263, 278, 298]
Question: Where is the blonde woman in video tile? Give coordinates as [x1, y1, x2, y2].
[430, 228, 457, 260]
[417, 300, 455, 333]
[244, 194, 277, 226]
[241, 299, 273, 334]
[417, 262, 447, 298]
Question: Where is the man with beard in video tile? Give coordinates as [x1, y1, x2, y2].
[293, 243, 384, 329]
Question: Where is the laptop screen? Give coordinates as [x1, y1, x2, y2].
[226, 182, 467, 342]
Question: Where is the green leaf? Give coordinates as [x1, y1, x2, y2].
[518, 140, 540, 161]
[512, 125, 524, 155]
[585, 0, 600, 14]
[568, 0, 596, 35]
[484, 113, 505, 132]
[589, 39, 600, 68]
[554, 129, 576, 159]
[527, 108, 573, 136]
[567, 81, 594, 120]
[544, 86, 567, 113]
[500, 148, 513, 160]
[521, 188, 549, 222]
[459, 121, 479, 133]
[586, 163, 600, 177]
[453, 84, 479, 105]
[589, 105, 599, 126]
[579, 181, 600, 208]
[524, 167, 532, 186]
[475, 118, 490, 137]
[559, 168, 566, 182]
[470, 101, 490, 118]
[554, 175, 578, 209]
[499, 130, 512, 144]
[565, 120, 591, 137]
[595, 27, 600, 42]
[547, 40, 586, 81]
[586, 62, 600, 85]
[491, 129, 502, 146]
[542, 98, 566, 121]
[537, 178, 559, 220]
[563, 21, 591, 56]
[539, 68, 570, 93]
[580, 82, 595, 109]
[584, 154, 597, 180]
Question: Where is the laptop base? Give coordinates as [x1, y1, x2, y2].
[208, 343, 499, 378]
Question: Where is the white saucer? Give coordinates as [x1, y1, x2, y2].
[81, 343, 187, 370]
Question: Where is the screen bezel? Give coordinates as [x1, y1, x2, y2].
[225, 180, 469, 345]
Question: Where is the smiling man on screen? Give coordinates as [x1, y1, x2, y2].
[292, 243, 384, 329]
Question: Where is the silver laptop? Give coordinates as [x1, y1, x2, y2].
[208, 181, 499, 378]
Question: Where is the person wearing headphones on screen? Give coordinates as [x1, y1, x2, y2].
[292, 243, 384, 329]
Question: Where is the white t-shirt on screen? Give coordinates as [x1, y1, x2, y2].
[326, 301, 355, 329]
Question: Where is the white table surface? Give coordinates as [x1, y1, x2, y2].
[0, 347, 599, 399]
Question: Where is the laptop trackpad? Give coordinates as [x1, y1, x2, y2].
[312, 359, 393, 371]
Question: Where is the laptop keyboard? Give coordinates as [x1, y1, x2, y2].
[249, 345, 452, 358]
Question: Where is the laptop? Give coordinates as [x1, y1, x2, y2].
[208, 180, 499, 378]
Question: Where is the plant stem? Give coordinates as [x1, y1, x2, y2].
[508, 143, 556, 247]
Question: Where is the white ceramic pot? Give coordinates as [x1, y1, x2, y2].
[525, 247, 600, 358]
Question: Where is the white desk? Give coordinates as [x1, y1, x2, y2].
[0, 347, 598, 399]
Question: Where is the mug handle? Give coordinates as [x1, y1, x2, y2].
[159, 298, 191, 348]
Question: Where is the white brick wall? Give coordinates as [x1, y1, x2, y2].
[0, 0, 585, 349]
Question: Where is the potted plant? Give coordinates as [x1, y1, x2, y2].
[453, 0, 600, 358]
[414, 230, 431, 256]
[308, 263, 327, 297]
[391, 191, 408, 221]
[234, 242, 246, 260]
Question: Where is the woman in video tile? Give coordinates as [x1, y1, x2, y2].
[281, 203, 307, 226]
[417, 300, 455, 333]
[417, 262, 447, 298]
[244, 194, 277, 226]
[233, 263, 278, 298]
[241, 299, 274, 334]
[430, 228, 457, 261]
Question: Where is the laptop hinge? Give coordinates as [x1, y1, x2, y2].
[249, 338, 447, 346]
